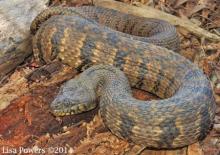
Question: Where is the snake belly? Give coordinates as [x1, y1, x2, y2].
[31, 6, 216, 148]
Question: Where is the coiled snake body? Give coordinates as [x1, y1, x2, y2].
[31, 6, 215, 148]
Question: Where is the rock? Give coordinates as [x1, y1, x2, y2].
[0, 0, 49, 80]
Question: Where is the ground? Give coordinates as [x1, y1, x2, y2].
[0, 0, 219, 155]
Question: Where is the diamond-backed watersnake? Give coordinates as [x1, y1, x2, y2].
[30, 6, 215, 148]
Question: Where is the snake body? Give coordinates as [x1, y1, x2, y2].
[31, 6, 215, 148]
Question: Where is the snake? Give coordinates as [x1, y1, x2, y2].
[30, 6, 216, 149]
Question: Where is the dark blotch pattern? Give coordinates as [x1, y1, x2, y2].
[119, 113, 135, 141]
[158, 117, 180, 148]
[113, 50, 128, 69]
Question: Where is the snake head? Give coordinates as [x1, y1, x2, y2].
[50, 78, 97, 116]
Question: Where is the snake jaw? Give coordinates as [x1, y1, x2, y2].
[50, 101, 97, 116]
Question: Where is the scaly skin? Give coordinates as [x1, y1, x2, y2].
[31, 6, 180, 52]
[31, 6, 215, 149]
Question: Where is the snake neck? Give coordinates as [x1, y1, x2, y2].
[78, 65, 132, 96]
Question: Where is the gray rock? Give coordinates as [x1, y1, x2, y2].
[0, 0, 49, 80]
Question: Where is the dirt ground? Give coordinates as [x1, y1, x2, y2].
[0, 0, 219, 154]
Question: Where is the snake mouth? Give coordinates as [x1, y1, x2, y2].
[50, 102, 97, 117]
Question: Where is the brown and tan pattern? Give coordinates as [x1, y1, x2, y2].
[30, 6, 216, 149]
